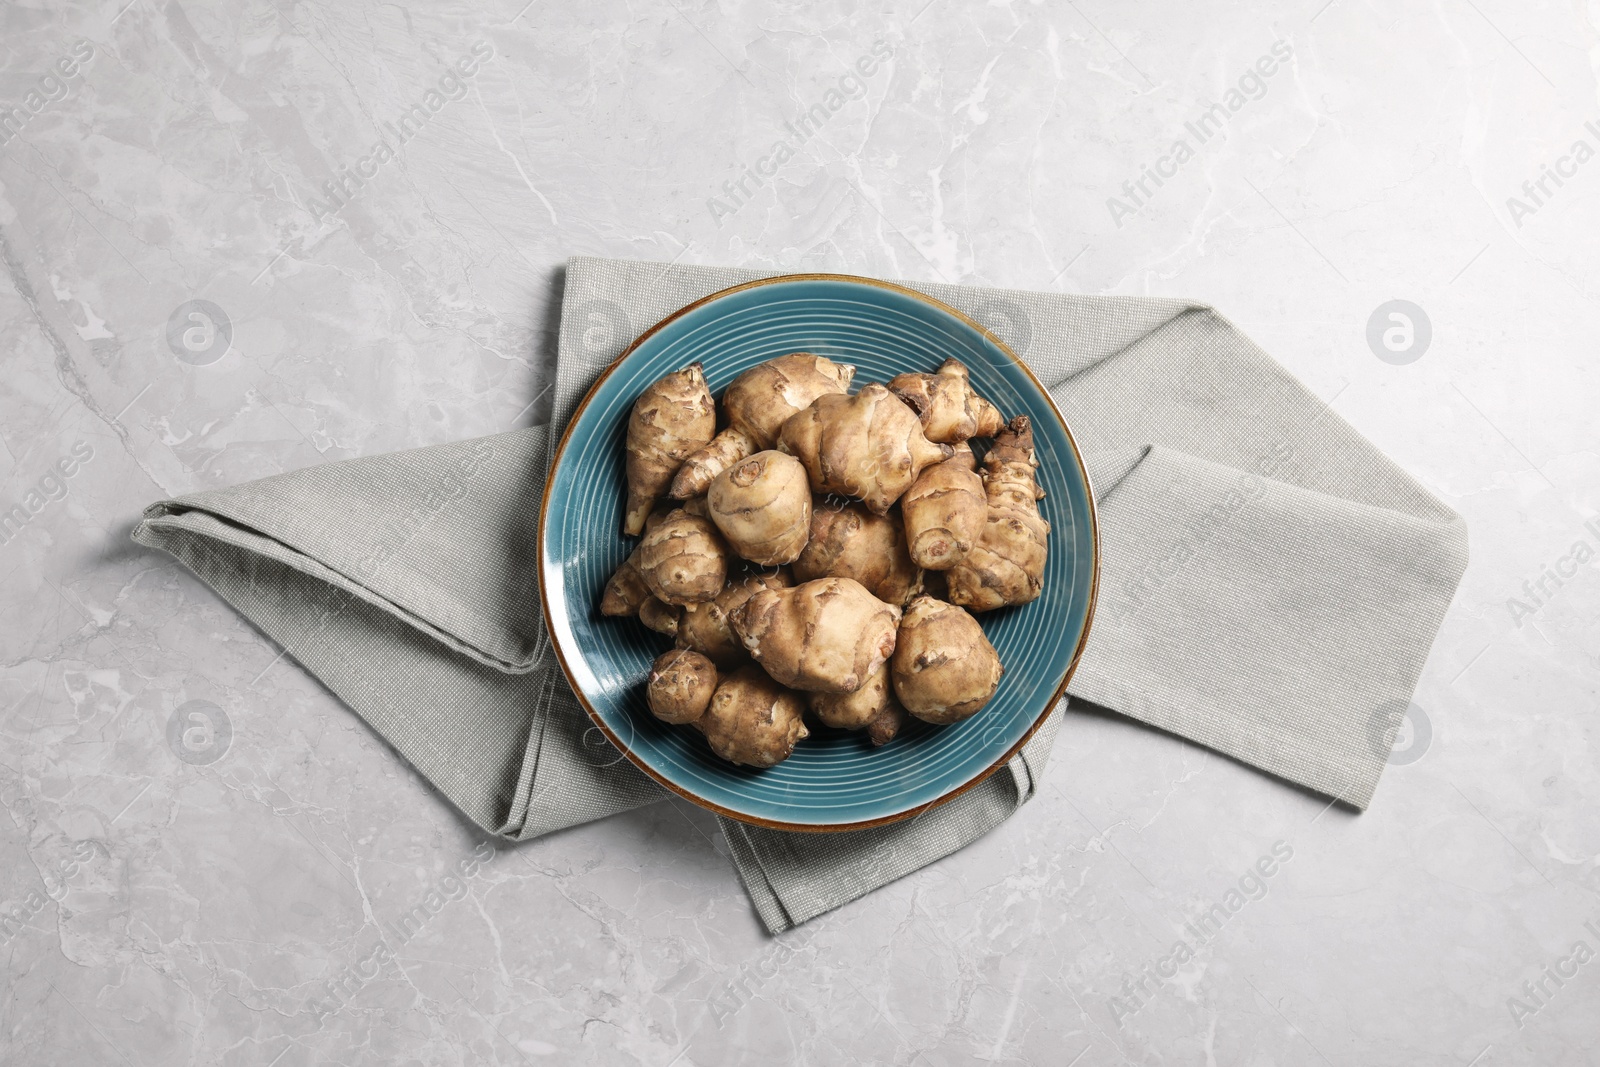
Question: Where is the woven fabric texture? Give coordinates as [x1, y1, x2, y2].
[132, 256, 1467, 933]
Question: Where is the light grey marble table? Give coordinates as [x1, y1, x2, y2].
[2, 1, 1597, 1064]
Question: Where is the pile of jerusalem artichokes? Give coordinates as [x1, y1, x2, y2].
[600, 353, 1050, 769]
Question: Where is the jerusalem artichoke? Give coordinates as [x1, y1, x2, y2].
[623, 364, 717, 535]
[732, 576, 901, 694]
[886, 358, 1004, 444]
[676, 569, 791, 668]
[866, 701, 908, 746]
[600, 509, 677, 617]
[945, 416, 1050, 612]
[791, 501, 922, 606]
[777, 384, 951, 514]
[599, 551, 652, 617]
[808, 661, 895, 731]
[604, 353, 1054, 769]
[646, 649, 718, 725]
[698, 666, 810, 767]
[670, 353, 855, 498]
[706, 451, 812, 566]
[900, 442, 986, 571]
[638, 597, 681, 637]
[635, 509, 729, 606]
[670, 431, 755, 501]
[891, 596, 1003, 725]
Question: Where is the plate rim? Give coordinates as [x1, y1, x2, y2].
[537, 271, 1101, 833]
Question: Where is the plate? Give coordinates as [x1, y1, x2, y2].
[538, 274, 1098, 830]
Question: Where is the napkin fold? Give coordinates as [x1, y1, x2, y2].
[133, 257, 1467, 933]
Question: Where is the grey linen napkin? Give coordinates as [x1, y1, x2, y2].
[132, 256, 1467, 933]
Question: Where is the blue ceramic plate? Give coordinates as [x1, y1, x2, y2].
[539, 275, 1098, 831]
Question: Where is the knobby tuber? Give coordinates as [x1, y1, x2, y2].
[635, 509, 729, 606]
[599, 551, 651, 617]
[809, 661, 895, 731]
[638, 597, 681, 637]
[707, 451, 812, 566]
[777, 384, 951, 514]
[676, 569, 791, 667]
[732, 576, 901, 694]
[670, 432, 753, 501]
[599, 509, 677, 617]
[866, 701, 908, 746]
[624, 364, 716, 535]
[945, 416, 1050, 612]
[646, 650, 718, 724]
[886, 359, 1003, 444]
[698, 666, 809, 767]
[603, 357, 1056, 772]
[791, 501, 922, 606]
[891, 596, 1003, 725]
[900, 442, 986, 571]
[670, 353, 855, 499]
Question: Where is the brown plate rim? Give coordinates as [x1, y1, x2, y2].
[536, 271, 1101, 833]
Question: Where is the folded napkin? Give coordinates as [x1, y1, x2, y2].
[133, 257, 1467, 933]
